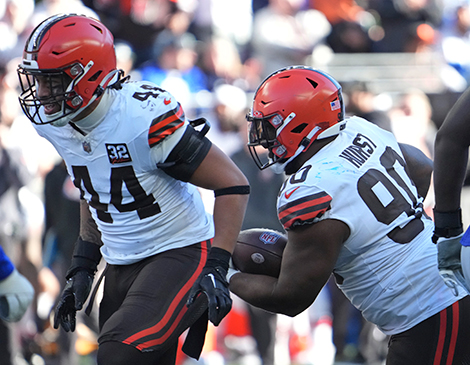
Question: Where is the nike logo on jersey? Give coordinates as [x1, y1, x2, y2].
[285, 187, 300, 199]
[163, 97, 171, 105]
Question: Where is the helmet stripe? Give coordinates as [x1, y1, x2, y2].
[25, 14, 71, 55]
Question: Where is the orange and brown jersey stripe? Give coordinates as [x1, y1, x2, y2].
[148, 103, 185, 148]
[278, 192, 332, 229]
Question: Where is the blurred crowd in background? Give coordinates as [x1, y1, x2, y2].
[1, 0, 470, 364]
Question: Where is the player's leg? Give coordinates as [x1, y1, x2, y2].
[96, 340, 178, 365]
[386, 296, 470, 364]
[97, 241, 210, 364]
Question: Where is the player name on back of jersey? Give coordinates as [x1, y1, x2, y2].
[339, 133, 377, 168]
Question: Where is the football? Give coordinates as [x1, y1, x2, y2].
[232, 228, 287, 278]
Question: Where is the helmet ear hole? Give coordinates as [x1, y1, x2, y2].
[88, 71, 102, 82]
[291, 123, 308, 134]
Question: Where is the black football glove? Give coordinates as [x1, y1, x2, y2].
[53, 270, 93, 332]
[54, 237, 101, 332]
[186, 247, 232, 326]
[433, 209, 470, 296]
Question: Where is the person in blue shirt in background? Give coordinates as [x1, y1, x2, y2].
[0, 245, 34, 322]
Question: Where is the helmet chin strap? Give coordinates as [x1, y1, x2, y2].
[318, 120, 347, 139]
[272, 125, 321, 173]
[48, 61, 94, 126]
[49, 68, 120, 127]
[273, 119, 347, 173]
[71, 89, 113, 133]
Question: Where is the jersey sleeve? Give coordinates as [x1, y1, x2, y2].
[277, 190, 332, 230]
[148, 101, 185, 148]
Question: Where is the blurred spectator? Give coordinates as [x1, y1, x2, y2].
[205, 83, 248, 157]
[0, 0, 35, 69]
[326, 20, 373, 53]
[388, 88, 436, 158]
[42, 161, 80, 286]
[30, 0, 99, 27]
[250, 0, 331, 78]
[84, 0, 177, 67]
[41, 162, 103, 365]
[115, 40, 137, 79]
[439, 4, 470, 84]
[343, 80, 393, 132]
[199, 36, 244, 91]
[388, 89, 437, 214]
[368, 0, 442, 53]
[189, 0, 253, 55]
[0, 67, 49, 364]
[0, 58, 60, 190]
[311, 0, 375, 53]
[240, 57, 265, 94]
[136, 30, 208, 116]
[0, 134, 30, 365]
[41, 160, 82, 365]
[0, 55, 62, 365]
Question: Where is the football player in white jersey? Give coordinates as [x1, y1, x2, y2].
[17, 14, 249, 365]
[432, 85, 470, 303]
[228, 66, 470, 364]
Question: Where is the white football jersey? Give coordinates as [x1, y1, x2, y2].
[277, 116, 466, 335]
[34, 81, 214, 265]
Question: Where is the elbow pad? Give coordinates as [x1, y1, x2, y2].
[158, 118, 212, 182]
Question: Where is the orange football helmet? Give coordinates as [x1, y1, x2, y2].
[247, 66, 345, 170]
[17, 14, 118, 126]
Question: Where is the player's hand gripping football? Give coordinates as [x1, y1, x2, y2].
[54, 270, 93, 332]
[187, 247, 232, 326]
[226, 258, 240, 283]
[433, 210, 470, 296]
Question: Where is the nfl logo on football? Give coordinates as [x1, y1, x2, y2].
[259, 232, 280, 245]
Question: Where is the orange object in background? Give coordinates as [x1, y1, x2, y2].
[223, 303, 252, 338]
[175, 320, 222, 365]
[310, 0, 363, 25]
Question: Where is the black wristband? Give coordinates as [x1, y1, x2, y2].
[433, 209, 463, 238]
[66, 238, 102, 279]
[214, 185, 250, 197]
[206, 247, 231, 271]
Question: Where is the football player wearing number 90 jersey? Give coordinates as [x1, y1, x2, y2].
[17, 14, 249, 365]
[228, 66, 470, 364]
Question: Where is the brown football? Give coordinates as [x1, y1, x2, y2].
[232, 228, 287, 278]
